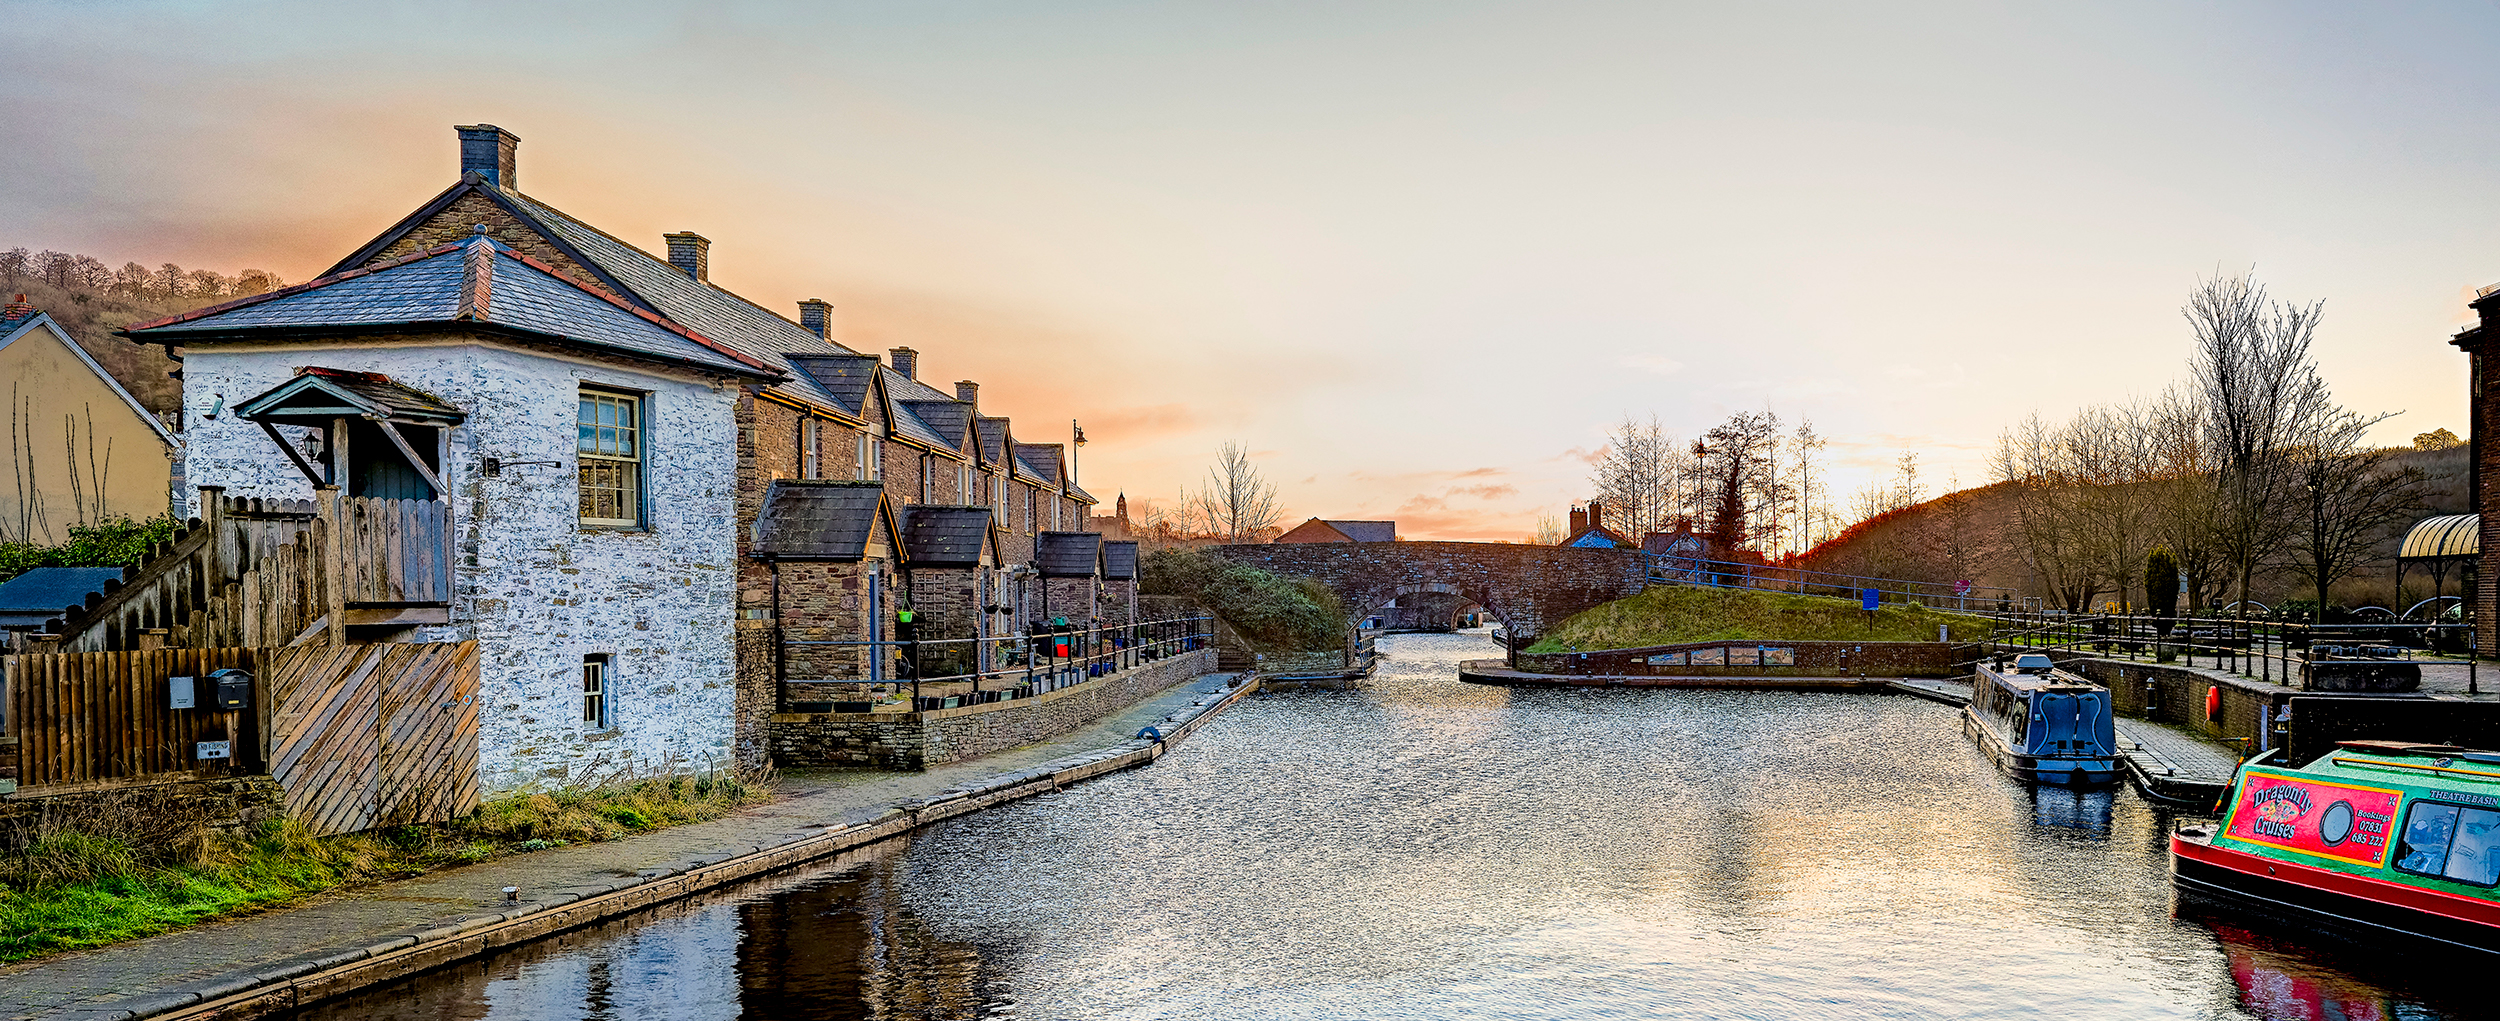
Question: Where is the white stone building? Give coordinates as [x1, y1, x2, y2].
[127, 233, 781, 792]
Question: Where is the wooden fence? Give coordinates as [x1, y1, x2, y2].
[26, 487, 451, 654]
[3, 648, 262, 792]
[3, 642, 480, 834]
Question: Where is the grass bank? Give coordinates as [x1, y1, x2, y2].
[0, 768, 773, 963]
[1527, 585, 1998, 653]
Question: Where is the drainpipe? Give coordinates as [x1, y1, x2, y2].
[770, 560, 786, 715]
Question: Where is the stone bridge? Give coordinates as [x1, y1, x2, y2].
[1203, 541, 1647, 644]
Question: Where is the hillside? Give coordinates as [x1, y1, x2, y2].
[4, 248, 288, 417]
[1789, 445, 2471, 612]
[1527, 585, 1997, 653]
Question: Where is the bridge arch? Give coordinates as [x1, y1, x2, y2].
[1202, 541, 1646, 646]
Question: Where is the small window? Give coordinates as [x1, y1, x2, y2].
[2396, 801, 2500, 886]
[578, 389, 644, 527]
[800, 418, 821, 479]
[856, 435, 881, 481]
[582, 654, 611, 730]
[920, 456, 934, 503]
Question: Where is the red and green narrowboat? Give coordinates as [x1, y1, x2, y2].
[2172, 740, 2500, 955]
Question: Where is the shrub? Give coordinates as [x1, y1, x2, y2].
[1139, 547, 1344, 656]
[0, 515, 183, 583]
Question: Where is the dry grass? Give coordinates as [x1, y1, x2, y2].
[1527, 585, 1998, 653]
[0, 765, 776, 962]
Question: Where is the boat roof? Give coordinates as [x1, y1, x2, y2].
[2287, 741, 2500, 787]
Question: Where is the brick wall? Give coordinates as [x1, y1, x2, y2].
[769, 647, 1216, 769]
[776, 560, 886, 680]
[1042, 576, 1099, 625]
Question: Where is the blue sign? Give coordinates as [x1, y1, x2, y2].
[1861, 588, 1880, 612]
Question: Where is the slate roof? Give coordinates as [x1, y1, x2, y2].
[125, 236, 778, 381]
[973, 417, 1012, 465]
[237, 367, 465, 424]
[321, 179, 856, 413]
[898, 506, 993, 566]
[886, 401, 953, 452]
[1033, 531, 1103, 578]
[783, 354, 879, 419]
[899, 399, 972, 452]
[1101, 540, 1139, 581]
[753, 481, 892, 561]
[1014, 444, 1062, 486]
[1565, 526, 1628, 549]
[1325, 520, 1397, 543]
[0, 567, 128, 629]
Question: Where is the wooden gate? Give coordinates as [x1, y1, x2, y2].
[263, 640, 478, 835]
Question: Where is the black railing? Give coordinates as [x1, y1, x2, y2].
[1974, 611, 2477, 694]
[776, 615, 1215, 713]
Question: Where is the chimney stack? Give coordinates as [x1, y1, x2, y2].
[796, 298, 833, 340]
[454, 124, 519, 190]
[888, 347, 917, 380]
[1587, 499, 1604, 533]
[953, 380, 978, 409]
[664, 232, 710, 282]
[1569, 506, 1588, 537]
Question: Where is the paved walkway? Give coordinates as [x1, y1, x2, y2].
[0, 673, 1244, 1021]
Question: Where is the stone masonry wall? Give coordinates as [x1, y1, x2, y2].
[1204, 541, 1647, 644]
[180, 336, 743, 794]
[1516, 640, 1972, 678]
[769, 647, 1215, 770]
[2059, 657, 2292, 756]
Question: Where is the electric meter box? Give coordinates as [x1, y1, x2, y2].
[168, 676, 197, 710]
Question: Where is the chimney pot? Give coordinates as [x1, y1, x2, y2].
[1588, 499, 1604, 532]
[454, 124, 520, 191]
[796, 298, 833, 340]
[663, 232, 710, 283]
[954, 380, 978, 406]
[888, 347, 917, 380]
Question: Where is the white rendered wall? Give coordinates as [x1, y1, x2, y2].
[180, 336, 741, 794]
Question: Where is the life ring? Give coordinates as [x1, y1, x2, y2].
[1136, 725, 1164, 742]
[2205, 685, 2221, 722]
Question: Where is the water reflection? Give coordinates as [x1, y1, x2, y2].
[287, 631, 2479, 1020]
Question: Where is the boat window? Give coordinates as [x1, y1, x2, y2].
[2394, 802, 2500, 886]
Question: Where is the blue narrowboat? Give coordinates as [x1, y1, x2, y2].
[1963, 653, 2121, 787]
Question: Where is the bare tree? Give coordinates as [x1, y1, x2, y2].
[1786, 420, 1826, 551]
[1694, 410, 1784, 550]
[2285, 408, 2424, 620]
[1590, 415, 1685, 540]
[1529, 514, 1565, 545]
[1188, 442, 1281, 542]
[1992, 413, 2102, 610]
[2188, 270, 2334, 612]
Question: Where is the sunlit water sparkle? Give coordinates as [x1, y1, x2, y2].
[287, 631, 2479, 1020]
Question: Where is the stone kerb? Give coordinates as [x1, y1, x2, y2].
[767, 648, 1217, 770]
[1201, 541, 1646, 644]
[1516, 640, 1971, 678]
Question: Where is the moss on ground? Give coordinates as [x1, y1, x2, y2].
[1526, 585, 1997, 653]
[0, 768, 774, 963]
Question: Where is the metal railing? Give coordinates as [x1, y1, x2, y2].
[1644, 552, 2024, 610]
[777, 615, 1214, 712]
[1975, 610, 2477, 694]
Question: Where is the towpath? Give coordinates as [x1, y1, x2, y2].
[0, 672, 1247, 1021]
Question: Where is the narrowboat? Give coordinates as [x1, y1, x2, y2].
[2173, 741, 2500, 955]
[1962, 653, 2121, 787]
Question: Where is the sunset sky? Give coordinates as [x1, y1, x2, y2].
[6, 1, 2497, 540]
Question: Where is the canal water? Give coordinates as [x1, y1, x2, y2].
[292, 632, 2479, 1020]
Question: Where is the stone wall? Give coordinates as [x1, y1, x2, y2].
[768, 647, 1215, 770]
[179, 335, 744, 794]
[1203, 541, 1646, 643]
[0, 775, 285, 848]
[2285, 696, 2500, 763]
[2058, 657, 2293, 756]
[1515, 640, 1972, 678]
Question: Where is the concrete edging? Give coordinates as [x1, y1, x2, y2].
[127, 671, 1263, 1021]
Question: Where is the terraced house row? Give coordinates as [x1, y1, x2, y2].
[120, 125, 1137, 791]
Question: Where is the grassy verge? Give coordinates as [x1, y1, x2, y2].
[0, 768, 774, 963]
[1527, 585, 1998, 653]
